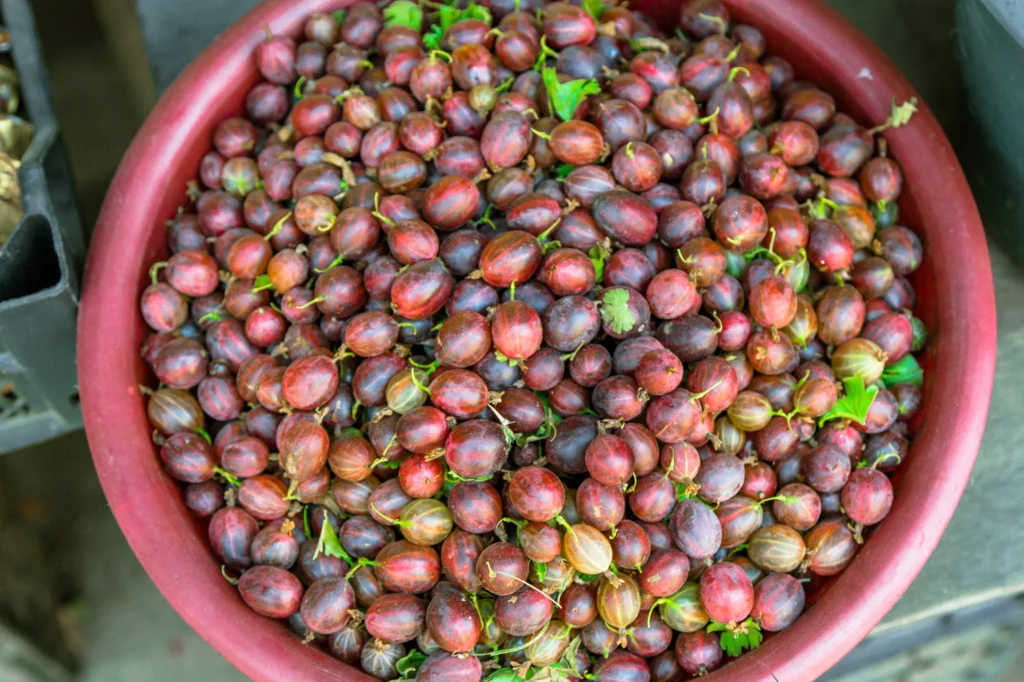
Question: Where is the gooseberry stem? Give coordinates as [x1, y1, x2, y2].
[553, 514, 577, 539]
[345, 557, 378, 580]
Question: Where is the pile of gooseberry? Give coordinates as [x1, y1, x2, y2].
[140, 0, 927, 679]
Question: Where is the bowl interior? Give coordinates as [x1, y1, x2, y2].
[79, 1, 995, 680]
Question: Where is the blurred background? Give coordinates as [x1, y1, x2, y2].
[1, 0, 1022, 680]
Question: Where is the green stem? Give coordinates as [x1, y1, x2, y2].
[866, 452, 902, 470]
[214, 466, 240, 487]
[689, 380, 722, 403]
[284, 478, 300, 501]
[500, 516, 527, 543]
[561, 340, 586, 362]
[265, 211, 292, 240]
[756, 494, 794, 508]
[372, 192, 394, 226]
[532, 35, 559, 71]
[696, 107, 720, 125]
[409, 369, 432, 394]
[698, 12, 729, 35]
[221, 566, 239, 585]
[198, 311, 223, 324]
[345, 557, 378, 580]
[770, 408, 797, 432]
[408, 358, 440, 373]
[537, 217, 561, 241]
[149, 262, 166, 286]
[553, 514, 577, 539]
[315, 252, 345, 273]
[316, 213, 337, 233]
[727, 66, 750, 82]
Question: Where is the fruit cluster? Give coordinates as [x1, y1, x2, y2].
[139, 0, 927, 679]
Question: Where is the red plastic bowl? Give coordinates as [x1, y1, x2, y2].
[78, 0, 997, 680]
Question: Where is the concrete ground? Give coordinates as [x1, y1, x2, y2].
[1, 433, 244, 681]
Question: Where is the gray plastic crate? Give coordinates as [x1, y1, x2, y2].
[0, 0, 85, 454]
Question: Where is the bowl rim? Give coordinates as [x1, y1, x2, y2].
[77, 0, 997, 680]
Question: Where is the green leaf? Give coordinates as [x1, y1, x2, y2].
[888, 97, 918, 128]
[711, 618, 762, 657]
[819, 374, 879, 426]
[445, 469, 494, 484]
[748, 624, 763, 649]
[555, 163, 575, 181]
[674, 481, 697, 501]
[881, 354, 923, 388]
[382, 0, 423, 30]
[601, 288, 636, 335]
[423, 24, 444, 50]
[588, 244, 609, 284]
[426, 0, 491, 48]
[395, 649, 427, 678]
[493, 350, 520, 367]
[534, 560, 548, 583]
[802, 195, 836, 220]
[484, 670, 522, 682]
[331, 10, 346, 24]
[541, 240, 562, 256]
[581, 0, 607, 19]
[461, 2, 493, 25]
[252, 273, 274, 293]
[314, 511, 354, 565]
[910, 316, 928, 351]
[534, 391, 563, 429]
[559, 635, 584, 677]
[541, 67, 601, 122]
